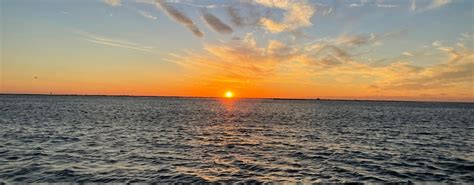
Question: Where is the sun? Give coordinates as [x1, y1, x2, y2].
[224, 91, 234, 98]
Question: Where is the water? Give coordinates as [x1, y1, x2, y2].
[0, 95, 473, 183]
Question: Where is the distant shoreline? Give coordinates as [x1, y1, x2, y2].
[0, 93, 472, 104]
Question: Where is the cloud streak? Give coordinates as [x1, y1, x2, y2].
[201, 11, 233, 34]
[155, 0, 203, 37]
[227, 6, 245, 27]
[76, 30, 153, 52]
[104, 0, 121, 7]
[138, 10, 157, 20]
[426, 0, 452, 10]
[410, 0, 452, 12]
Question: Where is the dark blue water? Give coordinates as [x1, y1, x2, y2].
[0, 95, 473, 183]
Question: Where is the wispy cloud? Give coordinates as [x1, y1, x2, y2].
[350, 3, 363, 7]
[166, 33, 295, 84]
[155, 0, 203, 37]
[411, 0, 417, 11]
[104, 0, 121, 7]
[410, 0, 452, 12]
[379, 51, 473, 91]
[256, 0, 315, 33]
[226, 2, 271, 27]
[432, 40, 442, 47]
[96, 0, 470, 100]
[165, 29, 473, 100]
[138, 10, 157, 20]
[201, 11, 233, 34]
[76, 30, 153, 52]
[226, 6, 245, 27]
[119, 0, 454, 38]
[167, 31, 385, 87]
[402, 52, 414, 56]
[349, 1, 399, 8]
[426, 0, 452, 10]
[377, 4, 399, 8]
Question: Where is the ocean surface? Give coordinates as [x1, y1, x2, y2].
[0, 95, 473, 183]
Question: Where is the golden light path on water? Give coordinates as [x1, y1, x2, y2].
[173, 97, 313, 182]
[175, 97, 304, 182]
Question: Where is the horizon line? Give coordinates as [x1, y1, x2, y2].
[0, 93, 473, 104]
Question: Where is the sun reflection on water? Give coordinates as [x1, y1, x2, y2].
[219, 97, 237, 112]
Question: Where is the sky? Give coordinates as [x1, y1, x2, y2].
[1, 0, 473, 101]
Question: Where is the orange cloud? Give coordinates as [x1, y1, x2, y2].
[165, 32, 473, 101]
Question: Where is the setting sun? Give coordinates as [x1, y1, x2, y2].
[224, 91, 234, 98]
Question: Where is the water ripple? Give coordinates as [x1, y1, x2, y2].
[0, 95, 473, 183]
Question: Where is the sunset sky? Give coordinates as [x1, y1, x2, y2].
[1, 0, 473, 101]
